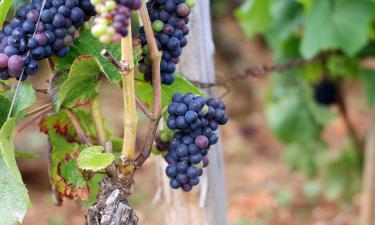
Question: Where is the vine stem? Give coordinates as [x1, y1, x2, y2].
[139, 3, 161, 116]
[121, 21, 138, 161]
[91, 98, 106, 146]
[336, 82, 363, 151]
[65, 109, 93, 146]
[135, 3, 162, 167]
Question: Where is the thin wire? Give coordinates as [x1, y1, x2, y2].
[7, 0, 48, 119]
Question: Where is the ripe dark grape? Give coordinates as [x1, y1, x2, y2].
[161, 93, 228, 191]
[0, 0, 97, 81]
[0, 54, 9, 68]
[139, 0, 196, 85]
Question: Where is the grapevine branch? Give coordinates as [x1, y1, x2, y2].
[134, 3, 162, 168]
[65, 109, 93, 146]
[336, 83, 364, 151]
[135, 96, 153, 119]
[25, 103, 53, 117]
[190, 56, 326, 89]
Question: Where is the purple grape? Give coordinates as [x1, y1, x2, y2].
[8, 55, 24, 73]
[0, 54, 9, 68]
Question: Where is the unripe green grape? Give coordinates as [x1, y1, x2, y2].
[192, 162, 204, 169]
[152, 146, 161, 155]
[92, 24, 108, 37]
[160, 130, 171, 142]
[142, 44, 149, 55]
[90, 0, 102, 5]
[105, 1, 117, 10]
[143, 55, 151, 65]
[186, 0, 196, 8]
[201, 104, 209, 115]
[100, 34, 112, 44]
[152, 20, 164, 32]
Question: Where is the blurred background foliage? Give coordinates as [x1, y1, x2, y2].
[213, 0, 375, 203]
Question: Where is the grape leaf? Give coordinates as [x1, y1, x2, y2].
[136, 74, 203, 109]
[283, 139, 326, 178]
[77, 146, 114, 171]
[0, 0, 13, 28]
[40, 108, 96, 143]
[234, 0, 272, 38]
[264, 0, 303, 50]
[265, 71, 332, 143]
[40, 110, 80, 143]
[0, 95, 10, 128]
[301, 0, 375, 58]
[80, 173, 104, 207]
[0, 119, 30, 225]
[55, 25, 121, 82]
[326, 55, 359, 77]
[323, 148, 362, 202]
[56, 55, 103, 111]
[9, 82, 36, 120]
[48, 132, 79, 194]
[60, 158, 86, 188]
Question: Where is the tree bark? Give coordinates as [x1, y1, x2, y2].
[155, 1, 228, 225]
[361, 110, 375, 225]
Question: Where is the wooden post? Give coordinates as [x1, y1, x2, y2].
[154, 1, 228, 225]
[361, 110, 375, 225]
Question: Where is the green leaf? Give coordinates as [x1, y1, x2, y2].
[0, 119, 30, 225]
[48, 132, 79, 193]
[0, 95, 10, 128]
[265, 72, 331, 143]
[283, 139, 327, 178]
[136, 74, 203, 109]
[56, 56, 102, 110]
[60, 158, 86, 188]
[40, 108, 96, 142]
[361, 69, 375, 106]
[55, 25, 121, 82]
[326, 55, 359, 77]
[323, 148, 362, 201]
[77, 146, 114, 171]
[301, 0, 375, 58]
[15, 151, 39, 159]
[80, 173, 104, 207]
[297, 0, 313, 12]
[234, 0, 272, 38]
[0, 0, 13, 28]
[264, 0, 303, 50]
[9, 82, 36, 120]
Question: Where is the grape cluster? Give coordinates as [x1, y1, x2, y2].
[163, 93, 228, 191]
[0, 0, 96, 81]
[139, 0, 196, 85]
[91, 0, 141, 44]
[314, 79, 337, 106]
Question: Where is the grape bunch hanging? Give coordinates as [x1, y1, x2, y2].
[90, 0, 142, 43]
[0, 0, 96, 81]
[156, 93, 228, 192]
[139, 0, 196, 85]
